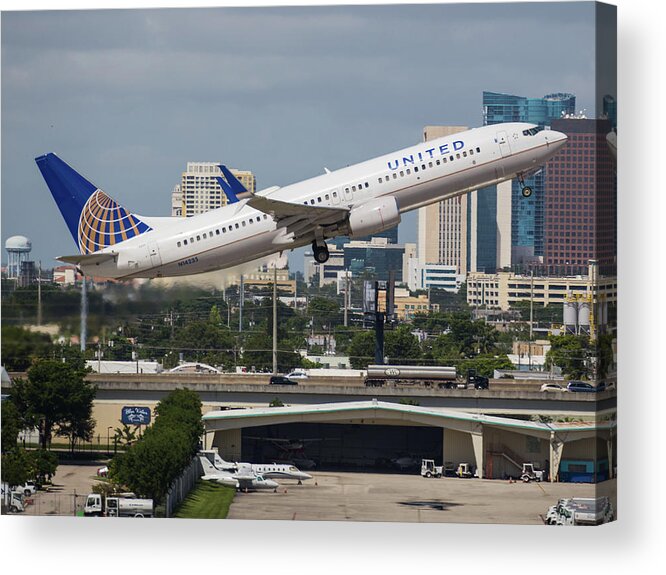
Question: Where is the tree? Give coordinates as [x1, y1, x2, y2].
[0, 325, 53, 371]
[348, 331, 376, 369]
[113, 423, 140, 450]
[29, 449, 58, 485]
[11, 359, 96, 450]
[545, 334, 591, 379]
[1, 450, 32, 487]
[384, 325, 422, 364]
[1, 400, 21, 453]
[173, 320, 236, 368]
[269, 397, 284, 407]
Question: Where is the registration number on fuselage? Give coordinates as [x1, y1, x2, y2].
[177, 256, 199, 267]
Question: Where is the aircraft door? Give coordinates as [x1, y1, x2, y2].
[342, 186, 353, 203]
[330, 188, 341, 205]
[496, 131, 511, 158]
[147, 241, 162, 268]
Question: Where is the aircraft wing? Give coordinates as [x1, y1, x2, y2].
[248, 195, 348, 221]
[56, 252, 118, 266]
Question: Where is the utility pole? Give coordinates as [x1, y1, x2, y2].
[344, 270, 350, 327]
[272, 266, 278, 375]
[529, 269, 534, 370]
[37, 260, 42, 326]
[239, 275, 244, 333]
[80, 276, 87, 352]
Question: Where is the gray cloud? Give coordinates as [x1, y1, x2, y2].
[2, 3, 596, 270]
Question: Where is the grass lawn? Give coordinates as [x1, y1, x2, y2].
[173, 481, 236, 519]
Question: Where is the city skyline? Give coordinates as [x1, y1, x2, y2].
[1, 3, 599, 272]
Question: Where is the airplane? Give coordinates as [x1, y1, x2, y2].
[244, 436, 328, 470]
[391, 456, 421, 471]
[201, 449, 313, 484]
[35, 122, 567, 277]
[199, 455, 240, 489]
[198, 455, 279, 492]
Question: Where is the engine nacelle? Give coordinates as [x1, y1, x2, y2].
[347, 197, 401, 238]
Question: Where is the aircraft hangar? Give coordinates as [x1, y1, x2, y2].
[203, 399, 616, 482]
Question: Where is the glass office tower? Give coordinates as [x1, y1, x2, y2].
[481, 91, 576, 269]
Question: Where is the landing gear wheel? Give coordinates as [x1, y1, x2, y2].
[521, 186, 533, 198]
[312, 241, 329, 264]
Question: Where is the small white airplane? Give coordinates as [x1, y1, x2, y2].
[201, 449, 313, 484]
[36, 123, 566, 277]
[198, 455, 279, 492]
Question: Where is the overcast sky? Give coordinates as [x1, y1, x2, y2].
[1, 2, 598, 272]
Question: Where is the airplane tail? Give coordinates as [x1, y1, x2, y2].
[35, 153, 152, 254]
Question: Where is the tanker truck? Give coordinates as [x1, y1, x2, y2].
[84, 493, 153, 518]
[364, 365, 489, 390]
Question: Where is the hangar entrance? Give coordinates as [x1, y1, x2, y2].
[241, 422, 442, 472]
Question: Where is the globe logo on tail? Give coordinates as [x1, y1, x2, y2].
[77, 189, 151, 254]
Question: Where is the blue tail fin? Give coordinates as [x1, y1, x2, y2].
[35, 153, 152, 254]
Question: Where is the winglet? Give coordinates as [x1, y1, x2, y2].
[217, 165, 253, 202]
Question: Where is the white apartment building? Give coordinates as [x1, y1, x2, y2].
[407, 258, 463, 293]
[175, 162, 256, 217]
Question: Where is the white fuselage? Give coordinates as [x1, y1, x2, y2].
[83, 123, 566, 279]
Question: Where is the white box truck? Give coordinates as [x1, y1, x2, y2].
[1, 482, 25, 513]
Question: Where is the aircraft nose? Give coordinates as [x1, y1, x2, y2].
[545, 130, 568, 150]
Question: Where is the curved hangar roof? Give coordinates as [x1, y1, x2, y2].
[203, 400, 614, 441]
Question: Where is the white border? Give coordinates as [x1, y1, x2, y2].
[2, 0, 663, 572]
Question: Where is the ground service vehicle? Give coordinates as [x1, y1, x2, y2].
[421, 459, 443, 478]
[84, 493, 153, 517]
[521, 463, 547, 482]
[1, 483, 25, 513]
[456, 463, 476, 478]
[551, 497, 614, 526]
[365, 365, 489, 389]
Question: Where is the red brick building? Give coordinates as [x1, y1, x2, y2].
[544, 118, 616, 276]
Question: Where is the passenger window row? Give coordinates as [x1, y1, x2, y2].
[377, 146, 482, 184]
[177, 214, 269, 247]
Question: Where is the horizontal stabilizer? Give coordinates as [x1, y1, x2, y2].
[56, 252, 117, 266]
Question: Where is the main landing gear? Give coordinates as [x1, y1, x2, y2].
[312, 240, 330, 264]
[518, 173, 533, 198]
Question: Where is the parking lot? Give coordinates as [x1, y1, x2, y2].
[227, 472, 617, 524]
[20, 462, 103, 516]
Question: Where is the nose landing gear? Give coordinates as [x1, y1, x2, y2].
[518, 173, 533, 198]
[312, 240, 330, 264]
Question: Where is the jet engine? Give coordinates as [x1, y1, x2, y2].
[347, 197, 401, 238]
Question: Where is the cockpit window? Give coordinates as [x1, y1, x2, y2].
[523, 127, 541, 136]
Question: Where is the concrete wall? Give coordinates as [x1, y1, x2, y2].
[443, 429, 475, 466]
[212, 429, 242, 461]
[484, 427, 549, 479]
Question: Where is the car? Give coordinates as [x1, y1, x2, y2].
[269, 375, 298, 385]
[96, 466, 109, 477]
[285, 370, 308, 380]
[540, 383, 568, 393]
[13, 481, 37, 496]
[567, 381, 603, 392]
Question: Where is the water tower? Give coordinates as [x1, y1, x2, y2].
[5, 235, 32, 279]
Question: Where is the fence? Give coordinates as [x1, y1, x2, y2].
[20, 491, 83, 517]
[164, 456, 200, 518]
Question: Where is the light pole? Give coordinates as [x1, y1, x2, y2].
[107, 426, 112, 456]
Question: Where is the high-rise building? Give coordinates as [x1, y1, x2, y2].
[171, 185, 183, 217]
[482, 91, 576, 266]
[544, 118, 616, 276]
[418, 126, 470, 274]
[176, 162, 256, 217]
